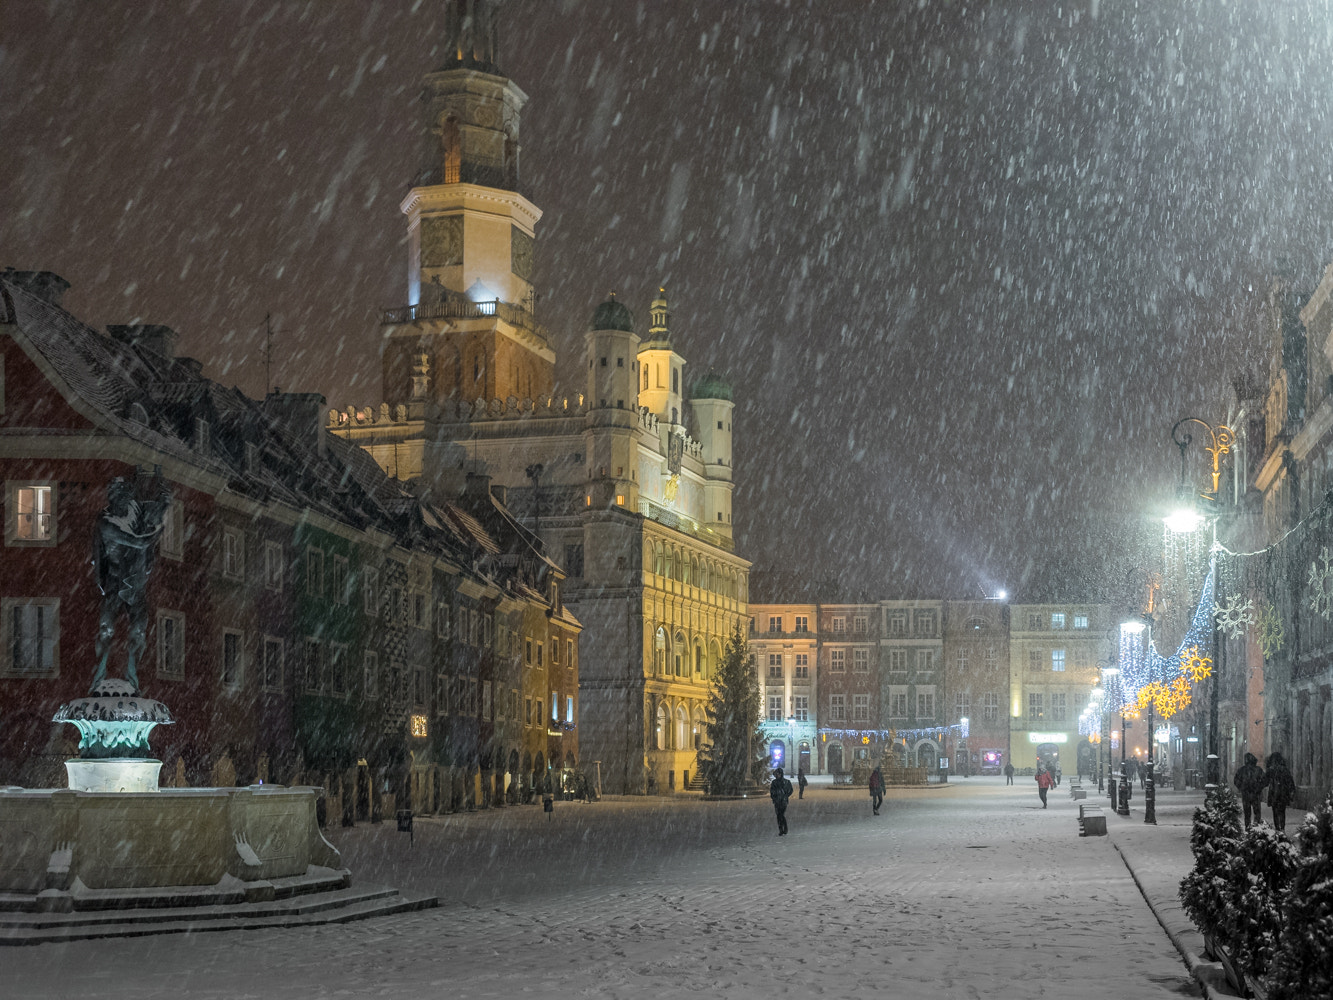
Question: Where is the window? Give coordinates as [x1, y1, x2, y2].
[954, 649, 970, 673]
[768, 653, 783, 680]
[7, 483, 55, 545]
[852, 694, 870, 721]
[304, 546, 324, 596]
[793, 695, 809, 721]
[853, 648, 870, 673]
[1051, 692, 1067, 721]
[831, 616, 845, 633]
[984, 647, 998, 671]
[330, 643, 348, 695]
[160, 500, 184, 560]
[332, 555, 349, 605]
[525, 697, 533, 725]
[916, 649, 935, 672]
[1027, 613, 1042, 630]
[890, 688, 909, 717]
[794, 653, 809, 679]
[258, 636, 282, 692]
[435, 601, 450, 638]
[363, 567, 379, 616]
[1051, 613, 1066, 630]
[888, 649, 906, 673]
[983, 692, 1000, 723]
[304, 638, 322, 692]
[917, 692, 935, 719]
[889, 612, 907, 635]
[221, 630, 243, 687]
[363, 650, 378, 697]
[482, 680, 492, 719]
[222, 528, 244, 579]
[914, 611, 936, 636]
[829, 694, 846, 721]
[1028, 650, 1044, 671]
[954, 691, 971, 719]
[550, 691, 558, 722]
[769, 615, 783, 633]
[1073, 614, 1089, 629]
[1051, 649, 1066, 672]
[830, 649, 845, 672]
[853, 616, 867, 634]
[552, 637, 560, 664]
[566, 696, 574, 725]
[264, 541, 283, 591]
[794, 616, 809, 633]
[412, 593, 426, 629]
[157, 611, 185, 680]
[767, 695, 783, 721]
[3, 598, 59, 676]
[1028, 692, 1044, 720]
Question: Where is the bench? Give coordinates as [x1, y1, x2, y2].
[1071, 788, 1087, 800]
[1068, 784, 1083, 797]
[1078, 805, 1107, 837]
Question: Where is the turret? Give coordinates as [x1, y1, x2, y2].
[583, 294, 640, 511]
[690, 372, 735, 537]
[636, 288, 686, 425]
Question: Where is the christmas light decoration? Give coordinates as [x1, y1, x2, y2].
[1309, 546, 1333, 619]
[1213, 596, 1254, 640]
[1181, 646, 1213, 682]
[1258, 602, 1284, 658]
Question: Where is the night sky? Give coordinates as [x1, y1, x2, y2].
[6, 1, 1333, 604]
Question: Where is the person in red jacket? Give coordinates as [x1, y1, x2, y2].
[1035, 766, 1055, 808]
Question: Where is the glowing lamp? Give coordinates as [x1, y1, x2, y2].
[1164, 508, 1203, 533]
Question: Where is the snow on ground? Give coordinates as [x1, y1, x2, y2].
[8, 777, 1202, 1000]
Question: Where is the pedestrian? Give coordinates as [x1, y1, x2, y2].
[770, 766, 793, 836]
[1004, 762, 1015, 785]
[1054, 764, 1062, 787]
[1035, 765, 1054, 808]
[797, 768, 808, 800]
[1233, 753, 1267, 829]
[1265, 751, 1296, 832]
[868, 765, 885, 815]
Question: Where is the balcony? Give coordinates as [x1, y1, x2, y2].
[381, 293, 547, 344]
[639, 497, 734, 552]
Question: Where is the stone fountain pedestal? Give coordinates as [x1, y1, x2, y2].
[52, 679, 172, 792]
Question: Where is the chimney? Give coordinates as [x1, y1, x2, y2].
[107, 323, 178, 359]
[3, 269, 71, 307]
[263, 390, 327, 458]
[490, 483, 507, 506]
[464, 471, 492, 500]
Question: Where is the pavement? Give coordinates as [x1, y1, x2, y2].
[6, 774, 1231, 1000]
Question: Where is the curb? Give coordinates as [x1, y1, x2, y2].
[1110, 840, 1239, 999]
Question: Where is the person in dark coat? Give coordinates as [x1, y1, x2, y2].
[1035, 765, 1054, 808]
[1233, 753, 1268, 829]
[769, 767, 793, 836]
[868, 766, 885, 815]
[1003, 762, 1015, 785]
[797, 768, 808, 800]
[1265, 752, 1296, 832]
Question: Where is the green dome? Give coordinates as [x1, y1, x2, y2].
[590, 295, 635, 333]
[691, 371, 733, 401]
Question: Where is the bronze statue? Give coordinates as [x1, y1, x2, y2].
[90, 472, 172, 693]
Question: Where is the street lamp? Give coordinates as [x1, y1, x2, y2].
[1088, 685, 1105, 792]
[1122, 615, 1157, 826]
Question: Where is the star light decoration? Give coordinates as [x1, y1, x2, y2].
[1308, 547, 1333, 619]
[1258, 602, 1284, 659]
[1213, 597, 1255, 640]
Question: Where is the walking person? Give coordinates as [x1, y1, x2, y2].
[868, 765, 885, 815]
[797, 768, 808, 800]
[1265, 752, 1296, 832]
[1004, 762, 1015, 785]
[770, 767, 793, 836]
[1054, 764, 1062, 787]
[1035, 765, 1054, 808]
[1233, 753, 1267, 829]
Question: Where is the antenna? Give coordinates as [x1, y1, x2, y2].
[263, 312, 273, 397]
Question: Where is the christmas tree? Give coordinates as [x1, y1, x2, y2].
[697, 626, 765, 796]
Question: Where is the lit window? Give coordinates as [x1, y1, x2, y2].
[1051, 613, 1066, 629]
[1073, 614, 1089, 629]
[1052, 649, 1066, 672]
[410, 714, 428, 738]
[566, 696, 574, 724]
[7, 483, 55, 545]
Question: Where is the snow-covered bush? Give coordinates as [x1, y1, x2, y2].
[1217, 826, 1296, 982]
[1266, 793, 1333, 1000]
[1180, 784, 1242, 942]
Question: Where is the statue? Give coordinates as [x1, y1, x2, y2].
[90, 470, 172, 694]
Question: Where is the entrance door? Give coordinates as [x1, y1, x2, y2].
[827, 744, 844, 774]
[798, 742, 811, 775]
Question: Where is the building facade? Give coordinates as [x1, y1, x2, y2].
[327, 8, 749, 794]
[942, 600, 1010, 774]
[751, 604, 817, 776]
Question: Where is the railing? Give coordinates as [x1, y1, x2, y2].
[639, 497, 734, 552]
[381, 295, 547, 342]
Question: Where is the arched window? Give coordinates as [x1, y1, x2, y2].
[674, 631, 686, 676]
[655, 626, 667, 675]
[442, 116, 461, 184]
[642, 366, 649, 391]
[694, 643, 704, 675]
[672, 368, 679, 394]
[675, 706, 687, 751]
[692, 705, 706, 749]
[656, 703, 668, 750]
[689, 556, 698, 587]
[666, 548, 675, 580]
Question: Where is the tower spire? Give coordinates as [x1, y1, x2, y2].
[442, 0, 502, 74]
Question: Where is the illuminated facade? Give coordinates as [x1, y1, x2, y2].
[328, 4, 749, 794]
[750, 604, 818, 775]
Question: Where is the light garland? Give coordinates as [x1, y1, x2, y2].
[818, 721, 969, 744]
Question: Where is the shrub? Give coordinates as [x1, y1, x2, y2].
[1217, 826, 1296, 982]
[1180, 784, 1242, 942]
[1267, 793, 1333, 1000]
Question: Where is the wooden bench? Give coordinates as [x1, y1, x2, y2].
[1078, 805, 1107, 836]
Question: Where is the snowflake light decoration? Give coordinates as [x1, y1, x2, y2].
[1213, 597, 1255, 640]
[1309, 547, 1333, 620]
[1258, 603, 1284, 659]
[1181, 646, 1213, 682]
